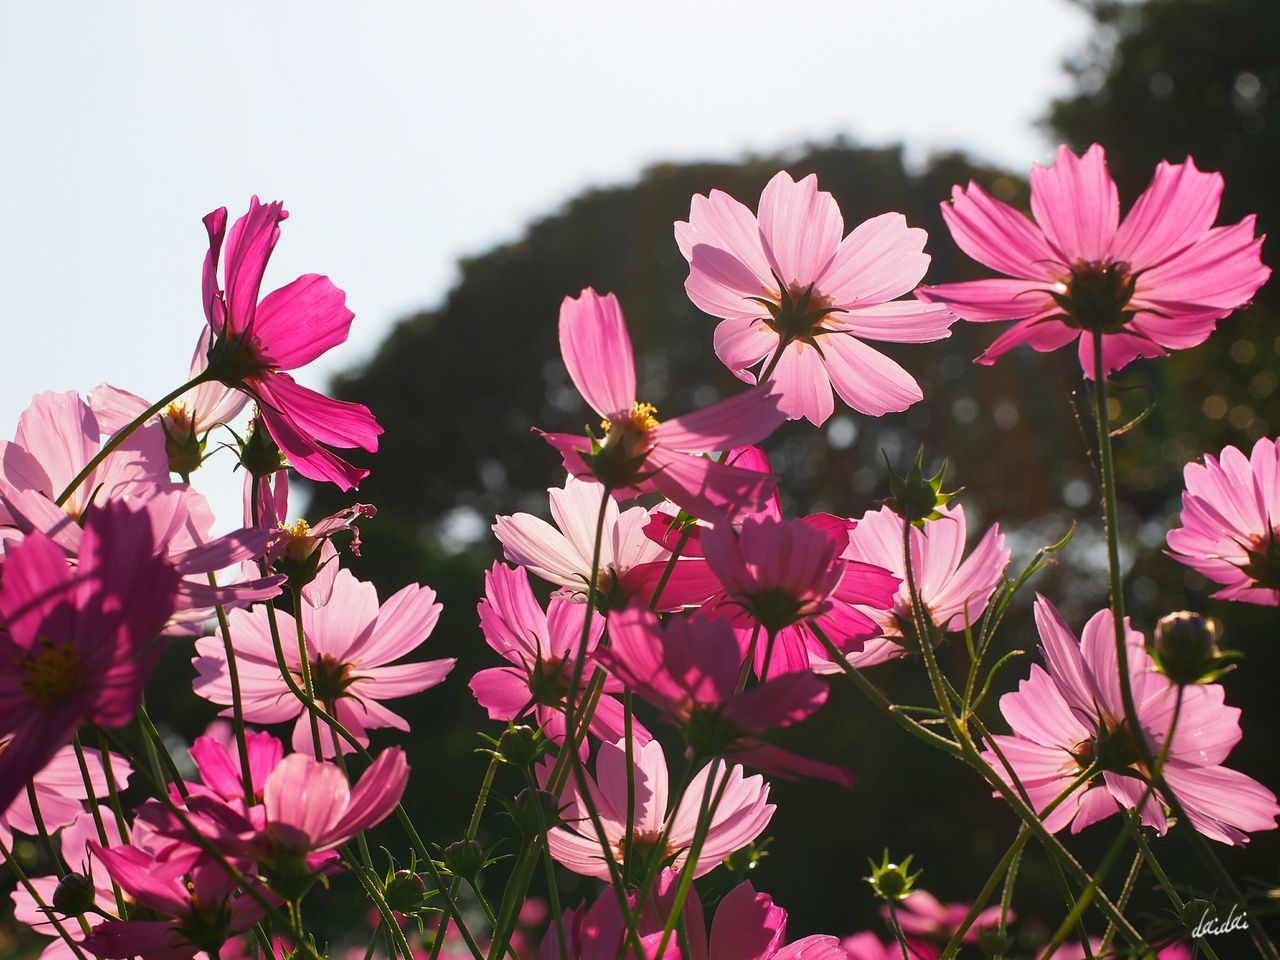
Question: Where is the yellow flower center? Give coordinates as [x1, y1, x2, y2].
[18, 637, 86, 708]
[279, 518, 312, 539]
[600, 402, 660, 435]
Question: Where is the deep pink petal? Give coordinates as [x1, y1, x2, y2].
[251, 274, 354, 370]
[558, 289, 636, 419]
[1029, 144, 1119, 262]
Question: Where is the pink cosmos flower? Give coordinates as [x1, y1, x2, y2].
[540, 289, 784, 523]
[596, 602, 855, 787]
[192, 567, 453, 756]
[493, 475, 718, 611]
[200, 197, 382, 490]
[0, 743, 131, 848]
[188, 724, 285, 806]
[543, 869, 846, 960]
[918, 144, 1270, 377]
[184, 752, 404, 870]
[985, 596, 1279, 845]
[702, 516, 900, 677]
[0, 500, 178, 810]
[676, 170, 955, 426]
[84, 843, 268, 960]
[470, 563, 647, 748]
[1167, 436, 1280, 605]
[840, 504, 1009, 668]
[543, 738, 773, 880]
[887, 890, 1007, 945]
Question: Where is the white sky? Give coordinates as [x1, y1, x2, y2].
[0, 1, 1093, 527]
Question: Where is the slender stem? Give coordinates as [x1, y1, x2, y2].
[71, 735, 127, 916]
[25, 783, 67, 879]
[622, 691, 637, 885]
[648, 527, 692, 610]
[0, 837, 92, 960]
[55, 373, 209, 507]
[522, 767, 569, 960]
[1099, 850, 1144, 956]
[208, 571, 256, 804]
[345, 854, 413, 960]
[996, 837, 1024, 960]
[1090, 330, 1277, 960]
[291, 589, 324, 758]
[885, 900, 913, 960]
[95, 732, 133, 847]
[137, 706, 189, 798]
[758, 338, 789, 384]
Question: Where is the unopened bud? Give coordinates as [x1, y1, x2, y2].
[1153, 611, 1234, 685]
[441, 839, 485, 881]
[885, 448, 960, 528]
[383, 870, 430, 915]
[52, 873, 96, 915]
[865, 849, 921, 902]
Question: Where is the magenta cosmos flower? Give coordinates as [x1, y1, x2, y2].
[702, 515, 900, 676]
[597, 602, 855, 787]
[0, 500, 178, 810]
[540, 288, 784, 523]
[840, 503, 1009, 668]
[192, 567, 453, 756]
[470, 563, 646, 748]
[493, 475, 718, 611]
[918, 144, 1270, 377]
[200, 197, 382, 491]
[1167, 436, 1280, 605]
[986, 596, 1279, 845]
[887, 890, 1007, 946]
[542, 738, 773, 880]
[676, 171, 955, 426]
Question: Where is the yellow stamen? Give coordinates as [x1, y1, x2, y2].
[18, 638, 86, 708]
[600, 401, 659, 434]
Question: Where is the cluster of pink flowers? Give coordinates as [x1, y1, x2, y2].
[2, 141, 1276, 960]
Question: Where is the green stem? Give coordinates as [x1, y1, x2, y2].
[291, 589, 325, 758]
[346, 853, 414, 960]
[96, 731, 133, 847]
[758, 337, 789, 385]
[137, 706, 189, 798]
[55, 373, 209, 506]
[71, 735, 127, 917]
[25, 783, 67, 879]
[208, 571, 256, 804]
[0, 837, 93, 960]
[648, 526, 692, 610]
[1090, 330, 1277, 960]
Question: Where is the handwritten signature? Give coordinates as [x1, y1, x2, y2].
[1191, 904, 1249, 938]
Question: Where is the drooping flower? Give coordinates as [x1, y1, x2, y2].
[676, 170, 955, 426]
[596, 602, 854, 787]
[985, 596, 1279, 845]
[192, 567, 453, 756]
[918, 144, 1270, 378]
[702, 515, 900, 677]
[887, 890, 1007, 946]
[840, 504, 1009, 668]
[199, 197, 382, 490]
[493, 475, 718, 611]
[0, 743, 131, 849]
[0, 500, 179, 810]
[469, 564, 647, 748]
[1167, 436, 1280, 605]
[539, 289, 784, 523]
[543, 738, 773, 880]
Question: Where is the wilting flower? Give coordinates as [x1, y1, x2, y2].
[192, 567, 453, 756]
[470, 564, 646, 748]
[1167, 436, 1280, 605]
[841, 504, 1009, 668]
[676, 170, 954, 426]
[199, 197, 382, 490]
[84, 843, 268, 960]
[543, 869, 845, 960]
[0, 501, 178, 810]
[543, 738, 773, 880]
[985, 596, 1279, 845]
[596, 603, 854, 787]
[493, 475, 717, 611]
[702, 516, 900, 676]
[0, 743, 131, 848]
[539, 289, 784, 523]
[918, 144, 1269, 377]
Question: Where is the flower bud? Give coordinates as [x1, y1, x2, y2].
[497, 726, 548, 768]
[1152, 611, 1235, 685]
[441, 840, 485, 882]
[509, 787, 562, 836]
[864, 849, 921, 902]
[239, 413, 288, 479]
[885, 448, 959, 529]
[51, 872, 95, 915]
[978, 928, 1012, 957]
[383, 869, 430, 915]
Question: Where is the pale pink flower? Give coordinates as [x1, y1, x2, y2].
[192, 567, 453, 756]
[1167, 436, 1280, 605]
[985, 596, 1279, 845]
[0, 501, 179, 810]
[596, 602, 854, 787]
[676, 170, 954, 426]
[539, 288, 784, 523]
[200, 198, 382, 490]
[702, 515, 900, 676]
[470, 563, 647, 748]
[919, 144, 1270, 377]
[887, 890, 1007, 945]
[840, 504, 1009, 668]
[0, 743, 131, 848]
[493, 475, 718, 611]
[543, 738, 773, 880]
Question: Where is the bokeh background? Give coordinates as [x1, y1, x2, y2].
[3, 0, 1278, 955]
